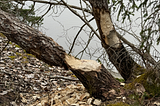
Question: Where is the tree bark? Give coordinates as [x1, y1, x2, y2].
[0, 9, 120, 101]
[87, 0, 143, 81]
[65, 55, 120, 101]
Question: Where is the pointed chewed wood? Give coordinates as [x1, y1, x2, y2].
[0, 9, 120, 101]
[65, 55, 120, 101]
[65, 55, 101, 72]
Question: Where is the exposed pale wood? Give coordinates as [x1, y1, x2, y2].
[66, 55, 120, 101]
[89, 3, 142, 81]
[99, 10, 120, 48]
[65, 55, 120, 101]
[0, 9, 120, 100]
[65, 55, 101, 72]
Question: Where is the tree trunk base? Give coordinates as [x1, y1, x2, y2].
[65, 55, 120, 101]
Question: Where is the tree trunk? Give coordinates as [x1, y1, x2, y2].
[88, 0, 143, 81]
[0, 9, 120, 101]
[66, 55, 120, 101]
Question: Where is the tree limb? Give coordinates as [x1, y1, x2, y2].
[0, 9, 120, 101]
[60, 0, 101, 40]
[116, 32, 157, 66]
[68, 18, 94, 54]
[15, 0, 92, 14]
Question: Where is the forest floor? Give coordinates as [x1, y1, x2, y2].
[0, 35, 160, 106]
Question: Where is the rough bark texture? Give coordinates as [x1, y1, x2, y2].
[0, 9, 66, 68]
[65, 55, 120, 101]
[88, 1, 141, 81]
[0, 9, 120, 100]
[72, 65, 119, 101]
[86, 0, 108, 10]
[104, 43, 136, 81]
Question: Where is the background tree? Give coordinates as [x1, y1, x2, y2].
[0, 0, 43, 27]
[0, 0, 160, 101]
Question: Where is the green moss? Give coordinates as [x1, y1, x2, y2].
[22, 56, 27, 59]
[22, 60, 29, 64]
[126, 65, 146, 83]
[4, 48, 7, 51]
[116, 78, 125, 82]
[128, 93, 148, 106]
[130, 101, 141, 106]
[9, 56, 16, 60]
[132, 65, 146, 76]
[15, 44, 21, 48]
[9, 41, 12, 44]
[15, 52, 22, 56]
[71, 75, 77, 78]
[0, 33, 6, 38]
[27, 53, 35, 57]
[128, 94, 136, 100]
[125, 70, 160, 96]
[106, 102, 130, 106]
[23, 49, 26, 52]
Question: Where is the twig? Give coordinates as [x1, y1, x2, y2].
[115, 24, 141, 42]
[116, 32, 157, 66]
[60, 0, 100, 40]
[75, 32, 94, 58]
[32, 4, 52, 26]
[68, 18, 94, 54]
[16, 0, 92, 14]
[50, 75, 79, 81]
[80, 0, 87, 21]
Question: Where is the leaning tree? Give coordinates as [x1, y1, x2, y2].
[0, 0, 159, 101]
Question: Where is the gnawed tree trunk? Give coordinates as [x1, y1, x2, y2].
[66, 56, 120, 100]
[87, 0, 144, 81]
[0, 9, 120, 101]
